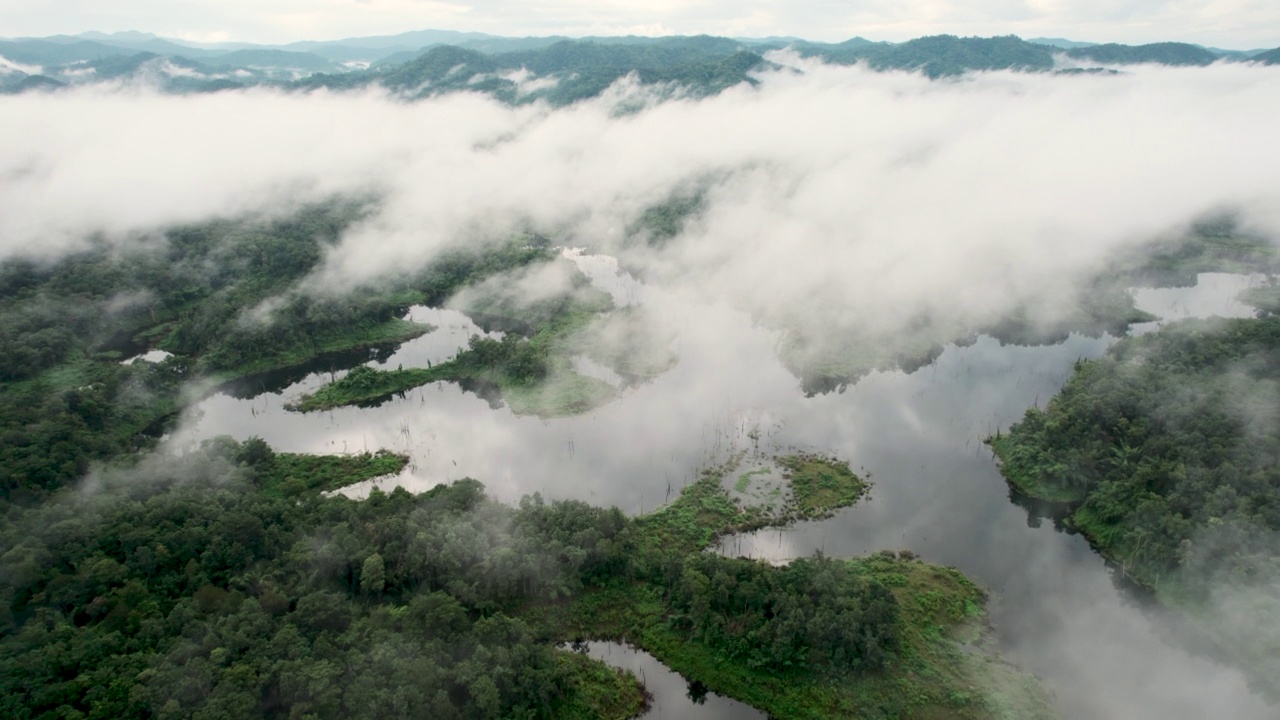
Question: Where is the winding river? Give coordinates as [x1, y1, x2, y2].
[166, 263, 1274, 719]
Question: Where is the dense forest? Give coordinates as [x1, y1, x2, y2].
[0, 202, 562, 501]
[0, 199, 1063, 718]
[0, 437, 1054, 719]
[990, 313, 1280, 698]
[0, 440, 644, 719]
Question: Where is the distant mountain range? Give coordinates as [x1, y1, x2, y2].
[2, 30, 1277, 101]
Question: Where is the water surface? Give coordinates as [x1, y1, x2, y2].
[568, 642, 766, 720]
[168, 266, 1274, 719]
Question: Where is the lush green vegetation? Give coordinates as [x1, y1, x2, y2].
[1106, 215, 1278, 288]
[251, 444, 409, 498]
[0, 439, 650, 720]
[289, 269, 625, 417]
[0, 205, 560, 500]
[0, 186, 1043, 718]
[1063, 42, 1216, 66]
[1240, 280, 1280, 315]
[778, 454, 870, 518]
[0, 435, 1054, 719]
[625, 186, 711, 248]
[293, 37, 765, 106]
[536, 556, 1055, 720]
[797, 35, 1212, 78]
[989, 314, 1280, 698]
[630, 453, 865, 554]
[633, 458, 776, 554]
[799, 35, 1055, 78]
[524, 453, 1055, 719]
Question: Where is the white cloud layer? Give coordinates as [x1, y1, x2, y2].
[6, 59, 1279, 349]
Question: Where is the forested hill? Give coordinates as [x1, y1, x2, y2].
[1253, 46, 1280, 64]
[1063, 42, 1217, 66]
[4, 31, 1278, 100]
[296, 37, 767, 104]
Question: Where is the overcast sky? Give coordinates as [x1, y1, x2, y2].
[1, 0, 1278, 49]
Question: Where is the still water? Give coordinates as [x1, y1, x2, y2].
[566, 642, 766, 720]
[168, 263, 1273, 719]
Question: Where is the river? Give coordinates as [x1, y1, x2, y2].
[166, 263, 1274, 719]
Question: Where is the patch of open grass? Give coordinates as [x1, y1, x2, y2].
[255, 450, 409, 497]
[633, 455, 774, 554]
[777, 453, 870, 518]
[735, 466, 771, 493]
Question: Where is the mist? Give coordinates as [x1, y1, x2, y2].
[4, 58, 1280, 342]
[5, 56, 1280, 719]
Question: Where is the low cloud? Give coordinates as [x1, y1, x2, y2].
[4, 60, 1280, 361]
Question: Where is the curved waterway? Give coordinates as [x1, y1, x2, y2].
[167, 262, 1274, 720]
[566, 642, 766, 719]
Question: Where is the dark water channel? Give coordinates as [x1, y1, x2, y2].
[168, 265, 1274, 719]
[566, 642, 766, 719]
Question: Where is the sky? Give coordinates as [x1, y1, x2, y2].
[1, 0, 1279, 49]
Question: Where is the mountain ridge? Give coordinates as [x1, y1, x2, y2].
[3, 31, 1277, 100]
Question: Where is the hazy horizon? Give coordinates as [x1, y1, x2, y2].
[2, 26, 1269, 54]
[1, 1, 1278, 51]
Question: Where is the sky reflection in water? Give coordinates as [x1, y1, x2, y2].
[168, 266, 1272, 719]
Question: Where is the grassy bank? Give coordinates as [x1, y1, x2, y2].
[778, 453, 870, 518]
[534, 559, 1054, 720]
[252, 446, 410, 498]
[634, 453, 869, 554]
[289, 297, 622, 417]
[522, 452, 1056, 720]
[198, 316, 431, 382]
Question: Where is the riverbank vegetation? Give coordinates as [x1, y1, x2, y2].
[989, 314, 1280, 698]
[530, 453, 1055, 719]
[0, 202, 569, 499]
[775, 214, 1274, 394]
[777, 453, 870, 517]
[0, 440, 646, 720]
[0, 439, 1055, 719]
[287, 264, 650, 417]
